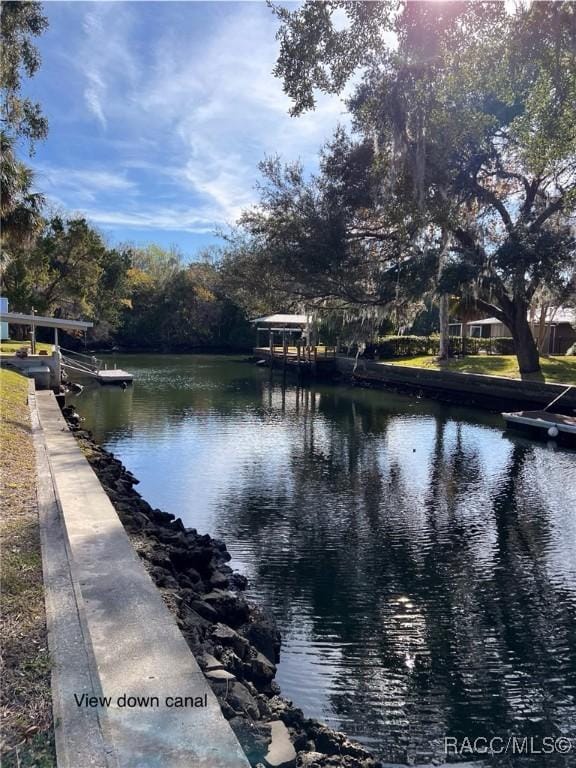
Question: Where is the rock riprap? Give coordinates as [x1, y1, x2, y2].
[61, 405, 381, 768]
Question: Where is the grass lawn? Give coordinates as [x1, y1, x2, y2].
[0, 369, 55, 767]
[0, 341, 52, 355]
[385, 354, 576, 385]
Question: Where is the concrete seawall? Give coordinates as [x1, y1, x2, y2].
[336, 358, 576, 411]
[31, 387, 250, 767]
[31, 380, 489, 768]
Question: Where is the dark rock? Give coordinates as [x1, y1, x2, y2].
[290, 729, 308, 752]
[228, 716, 271, 766]
[179, 604, 212, 632]
[209, 569, 230, 589]
[219, 648, 245, 678]
[270, 681, 281, 696]
[219, 699, 239, 721]
[144, 546, 173, 571]
[225, 680, 260, 720]
[204, 591, 250, 626]
[149, 567, 179, 589]
[241, 610, 281, 663]
[268, 698, 305, 730]
[190, 599, 219, 622]
[211, 623, 250, 659]
[176, 571, 202, 588]
[156, 528, 187, 546]
[310, 726, 344, 756]
[152, 508, 175, 525]
[169, 546, 202, 571]
[255, 694, 272, 719]
[248, 650, 277, 684]
[230, 572, 249, 591]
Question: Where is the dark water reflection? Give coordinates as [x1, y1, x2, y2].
[72, 355, 576, 765]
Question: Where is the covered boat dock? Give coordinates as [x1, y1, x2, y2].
[0, 310, 133, 387]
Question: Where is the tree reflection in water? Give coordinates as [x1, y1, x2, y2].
[74, 358, 576, 765]
[216, 380, 576, 765]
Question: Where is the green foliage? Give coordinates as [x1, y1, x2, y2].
[117, 256, 252, 351]
[0, 2, 47, 277]
[1, 216, 131, 337]
[273, 0, 396, 116]
[369, 334, 516, 359]
[129, 243, 182, 285]
[0, 133, 44, 254]
[221, 144, 435, 319]
[370, 335, 438, 359]
[1, 0, 48, 149]
[264, 0, 576, 373]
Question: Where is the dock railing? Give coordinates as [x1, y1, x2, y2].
[265, 344, 337, 362]
[60, 347, 104, 377]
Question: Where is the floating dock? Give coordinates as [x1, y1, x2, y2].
[502, 410, 576, 447]
[93, 368, 133, 384]
[60, 349, 133, 385]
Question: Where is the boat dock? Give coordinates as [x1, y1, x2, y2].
[0, 310, 133, 387]
[254, 345, 338, 377]
[60, 349, 134, 385]
[502, 410, 576, 447]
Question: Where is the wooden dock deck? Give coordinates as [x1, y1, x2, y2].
[253, 345, 338, 377]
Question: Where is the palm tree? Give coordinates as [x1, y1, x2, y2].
[0, 131, 44, 257]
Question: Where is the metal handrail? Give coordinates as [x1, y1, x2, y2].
[61, 355, 99, 374]
[59, 347, 102, 369]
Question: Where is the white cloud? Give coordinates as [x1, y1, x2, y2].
[76, 205, 225, 235]
[35, 165, 137, 204]
[79, 3, 139, 131]
[84, 78, 107, 129]
[42, 2, 352, 241]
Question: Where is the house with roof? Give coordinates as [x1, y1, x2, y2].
[449, 307, 576, 354]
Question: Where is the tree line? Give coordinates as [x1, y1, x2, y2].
[2, 1, 575, 371]
[0, 2, 252, 351]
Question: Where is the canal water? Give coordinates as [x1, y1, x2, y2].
[72, 354, 576, 765]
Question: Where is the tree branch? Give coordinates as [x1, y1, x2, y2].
[529, 197, 564, 231]
[472, 180, 514, 233]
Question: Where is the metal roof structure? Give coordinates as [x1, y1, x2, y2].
[251, 314, 310, 326]
[466, 317, 500, 326]
[0, 311, 93, 330]
[467, 308, 575, 327]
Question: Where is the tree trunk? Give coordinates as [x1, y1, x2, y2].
[509, 304, 541, 374]
[436, 229, 450, 360]
[438, 293, 450, 359]
[535, 304, 549, 353]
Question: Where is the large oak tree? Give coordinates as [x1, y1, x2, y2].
[271, 0, 576, 373]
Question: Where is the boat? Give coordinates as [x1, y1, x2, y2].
[502, 410, 576, 447]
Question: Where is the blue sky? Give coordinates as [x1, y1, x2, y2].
[25, 1, 350, 260]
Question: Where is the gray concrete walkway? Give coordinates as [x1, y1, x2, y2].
[33, 389, 249, 768]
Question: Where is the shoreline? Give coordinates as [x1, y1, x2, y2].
[61, 403, 382, 768]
